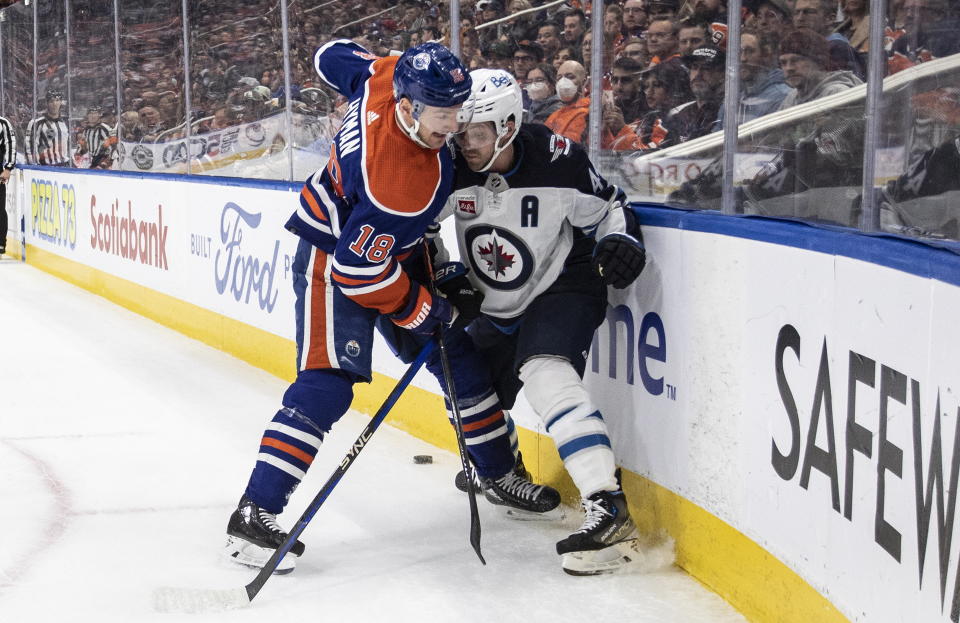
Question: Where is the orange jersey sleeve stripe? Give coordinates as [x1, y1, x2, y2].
[260, 437, 315, 465]
[330, 263, 394, 287]
[346, 271, 411, 315]
[305, 251, 332, 369]
[301, 186, 328, 221]
[462, 411, 505, 433]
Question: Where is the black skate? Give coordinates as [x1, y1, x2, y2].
[556, 489, 639, 575]
[224, 495, 305, 574]
[481, 454, 563, 520]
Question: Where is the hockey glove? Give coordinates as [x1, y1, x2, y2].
[593, 233, 646, 289]
[434, 262, 484, 327]
[390, 284, 458, 337]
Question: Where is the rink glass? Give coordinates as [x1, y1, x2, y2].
[0, 0, 957, 244]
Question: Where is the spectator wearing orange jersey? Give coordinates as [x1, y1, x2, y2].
[601, 58, 649, 151]
[545, 60, 590, 142]
[646, 19, 681, 67]
[630, 60, 693, 150]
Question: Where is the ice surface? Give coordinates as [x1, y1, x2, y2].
[0, 263, 747, 623]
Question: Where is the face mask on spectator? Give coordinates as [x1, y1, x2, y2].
[556, 77, 579, 102]
[526, 81, 551, 101]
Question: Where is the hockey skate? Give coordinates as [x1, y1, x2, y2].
[556, 489, 639, 576]
[479, 453, 564, 520]
[224, 495, 305, 574]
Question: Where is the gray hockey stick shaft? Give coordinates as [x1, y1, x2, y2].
[152, 340, 437, 613]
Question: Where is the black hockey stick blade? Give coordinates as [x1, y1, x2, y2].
[152, 341, 436, 613]
[466, 469, 486, 564]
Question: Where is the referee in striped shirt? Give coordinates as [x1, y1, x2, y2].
[75, 106, 112, 168]
[0, 113, 14, 256]
[25, 89, 70, 166]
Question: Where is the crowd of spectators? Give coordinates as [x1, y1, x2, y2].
[0, 0, 957, 174]
[409, 0, 956, 154]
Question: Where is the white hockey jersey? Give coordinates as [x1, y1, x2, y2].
[442, 124, 637, 320]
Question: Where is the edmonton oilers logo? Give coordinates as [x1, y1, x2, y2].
[345, 340, 361, 357]
[412, 52, 431, 70]
[463, 225, 533, 291]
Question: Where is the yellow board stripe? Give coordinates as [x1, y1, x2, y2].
[23, 243, 848, 623]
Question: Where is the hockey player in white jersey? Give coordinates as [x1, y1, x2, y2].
[440, 68, 647, 575]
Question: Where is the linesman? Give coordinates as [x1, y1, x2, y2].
[25, 89, 70, 166]
[75, 105, 112, 168]
[0, 113, 14, 256]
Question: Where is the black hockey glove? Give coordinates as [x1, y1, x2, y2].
[435, 261, 484, 328]
[593, 233, 646, 289]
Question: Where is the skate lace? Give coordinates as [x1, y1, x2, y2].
[258, 509, 285, 535]
[577, 498, 613, 533]
[496, 472, 542, 500]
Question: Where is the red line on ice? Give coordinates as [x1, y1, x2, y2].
[0, 439, 74, 594]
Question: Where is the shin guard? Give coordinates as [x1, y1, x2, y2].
[520, 356, 618, 496]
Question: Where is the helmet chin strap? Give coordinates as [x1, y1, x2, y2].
[395, 103, 432, 149]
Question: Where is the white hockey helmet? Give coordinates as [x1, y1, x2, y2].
[456, 68, 523, 171]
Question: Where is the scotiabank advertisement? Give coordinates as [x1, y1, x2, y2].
[21, 170, 301, 339]
[17, 168, 451, 393]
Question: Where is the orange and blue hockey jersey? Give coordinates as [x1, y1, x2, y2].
[285, 40, 456, 317]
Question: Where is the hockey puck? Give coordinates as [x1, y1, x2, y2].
[413, 455, 433, 464]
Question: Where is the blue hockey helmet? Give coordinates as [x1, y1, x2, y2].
[393, 42, 473, 109]
[393, 43, 475, 147]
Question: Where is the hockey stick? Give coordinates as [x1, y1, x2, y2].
[152, 340, 437, 614]
[423, 245, 486, 565]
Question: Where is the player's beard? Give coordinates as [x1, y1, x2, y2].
[461, 147, 490, 171]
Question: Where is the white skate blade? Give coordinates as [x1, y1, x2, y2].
[561, 536, 641, 576]
[152, 586, 250, 614]
[223, 535, 296, 574]
[502, 505, 566, 521]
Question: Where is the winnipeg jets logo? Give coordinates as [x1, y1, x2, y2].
[477, 236, 515, 277]
[464, 225, 533, 291]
